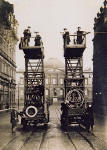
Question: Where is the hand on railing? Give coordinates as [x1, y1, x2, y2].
[19, 36, 43, 49]
[65, 34, 86, 46]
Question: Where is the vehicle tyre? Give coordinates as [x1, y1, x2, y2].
[25, 106, 37, 118]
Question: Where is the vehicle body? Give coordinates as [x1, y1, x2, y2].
[19, 34, 49, 128]
[61, 29, 93, 129]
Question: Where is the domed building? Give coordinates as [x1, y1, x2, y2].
[44, 58, 65, 104]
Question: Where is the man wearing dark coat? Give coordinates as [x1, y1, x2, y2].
[23, 26, 31, 46]
[63, 28, 70, 48]
[10, 109, 18, 133]
[77, 27, 84, 44]
[86, 104, 94, 132]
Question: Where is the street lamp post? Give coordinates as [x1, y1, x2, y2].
[18, 83, 20, 110]
[9, 78, 12, 109]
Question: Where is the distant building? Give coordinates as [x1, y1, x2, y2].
[16, 58, 93, 105]
[15, 70, 24, 108]
[0, 0, 18, 110]
[44, 58, 65, 104]
[84, 69, 93, 102]
[93, 0, 107, 114]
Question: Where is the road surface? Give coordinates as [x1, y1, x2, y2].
[0, 101, 107, 150]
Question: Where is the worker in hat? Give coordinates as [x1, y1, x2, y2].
[10, 109, 19, 133]
[23, 26, 31, 47]
[86, 104, 94, 132]
[63, 28, 70, 48]
[77, 27, 84, 44]
[34, 32, 42, 46]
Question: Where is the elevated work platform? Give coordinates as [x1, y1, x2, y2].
[64, 34, 86, 58]
[19, 37, 44, 59]
[23, 46, 44, 59]
[64, 45, 85, 58]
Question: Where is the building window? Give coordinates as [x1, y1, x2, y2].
[60, 78, 63, 84]
[2, 63, 4, 73]
[88, 77, 92, 85]
[60, 89, 63, 96]
[53, 88, 57, 96]
[85, 89, 88, 96]
[52, 78, 56, 85]
[20, 90, 24, 97]
[46, 79, 49, 84]
[45, 89, 49, 96]
[20, 78, 24, 84]
[85, 78, 88, 85]
[0, 60, 2, 72]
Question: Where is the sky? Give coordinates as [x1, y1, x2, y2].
[7, 0, 103, 70]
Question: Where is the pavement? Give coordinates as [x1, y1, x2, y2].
[0, 101, 107, 150]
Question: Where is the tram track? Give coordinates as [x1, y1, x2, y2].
[2, 130, 33, 150]
[2, 135, 20, 150]
[17, 128, 48, 150]
[55, 105, 97, 150]
[38, 131, 47, 150]
[17, 131, 33, 150]
[55, 106, 79, 150]
[66, 133, 78, 150]
[2, 105, 104, 150]
[78, 132, 96, 150]
[67, 130, 97, 150]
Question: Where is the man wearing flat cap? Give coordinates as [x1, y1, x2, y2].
[23, 26, 31, 46]
[63, 28, 70, 48]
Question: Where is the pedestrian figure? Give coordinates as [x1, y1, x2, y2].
[77, 27, 84, 44]
[61, 101, 69, 128]
[10, 109, 18, 133]
[61, 102, 68, 116]
[86, 104, 94, 132]
[34, 32, 41, 46]
[63, 28, 70, 48]
[23, 26, 31, 47]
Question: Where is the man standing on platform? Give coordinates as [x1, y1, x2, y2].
[77, 27, 84, 44]
[23, 26, 31, 46]
[63, 28, 70, 48]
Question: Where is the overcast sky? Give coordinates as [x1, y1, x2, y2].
[7, 0, 103, 70]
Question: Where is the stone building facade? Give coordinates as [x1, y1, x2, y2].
[84, 69, 93, 102]
[93, 0, 107, 114]
[15, 70, 24, 108]
[0, 0, 18, 110]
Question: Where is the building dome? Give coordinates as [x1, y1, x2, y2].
[44, 58, 64, 69]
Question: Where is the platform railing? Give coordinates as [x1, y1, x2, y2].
[65, 34, 86, 48]
[19, 37, 43, 49]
